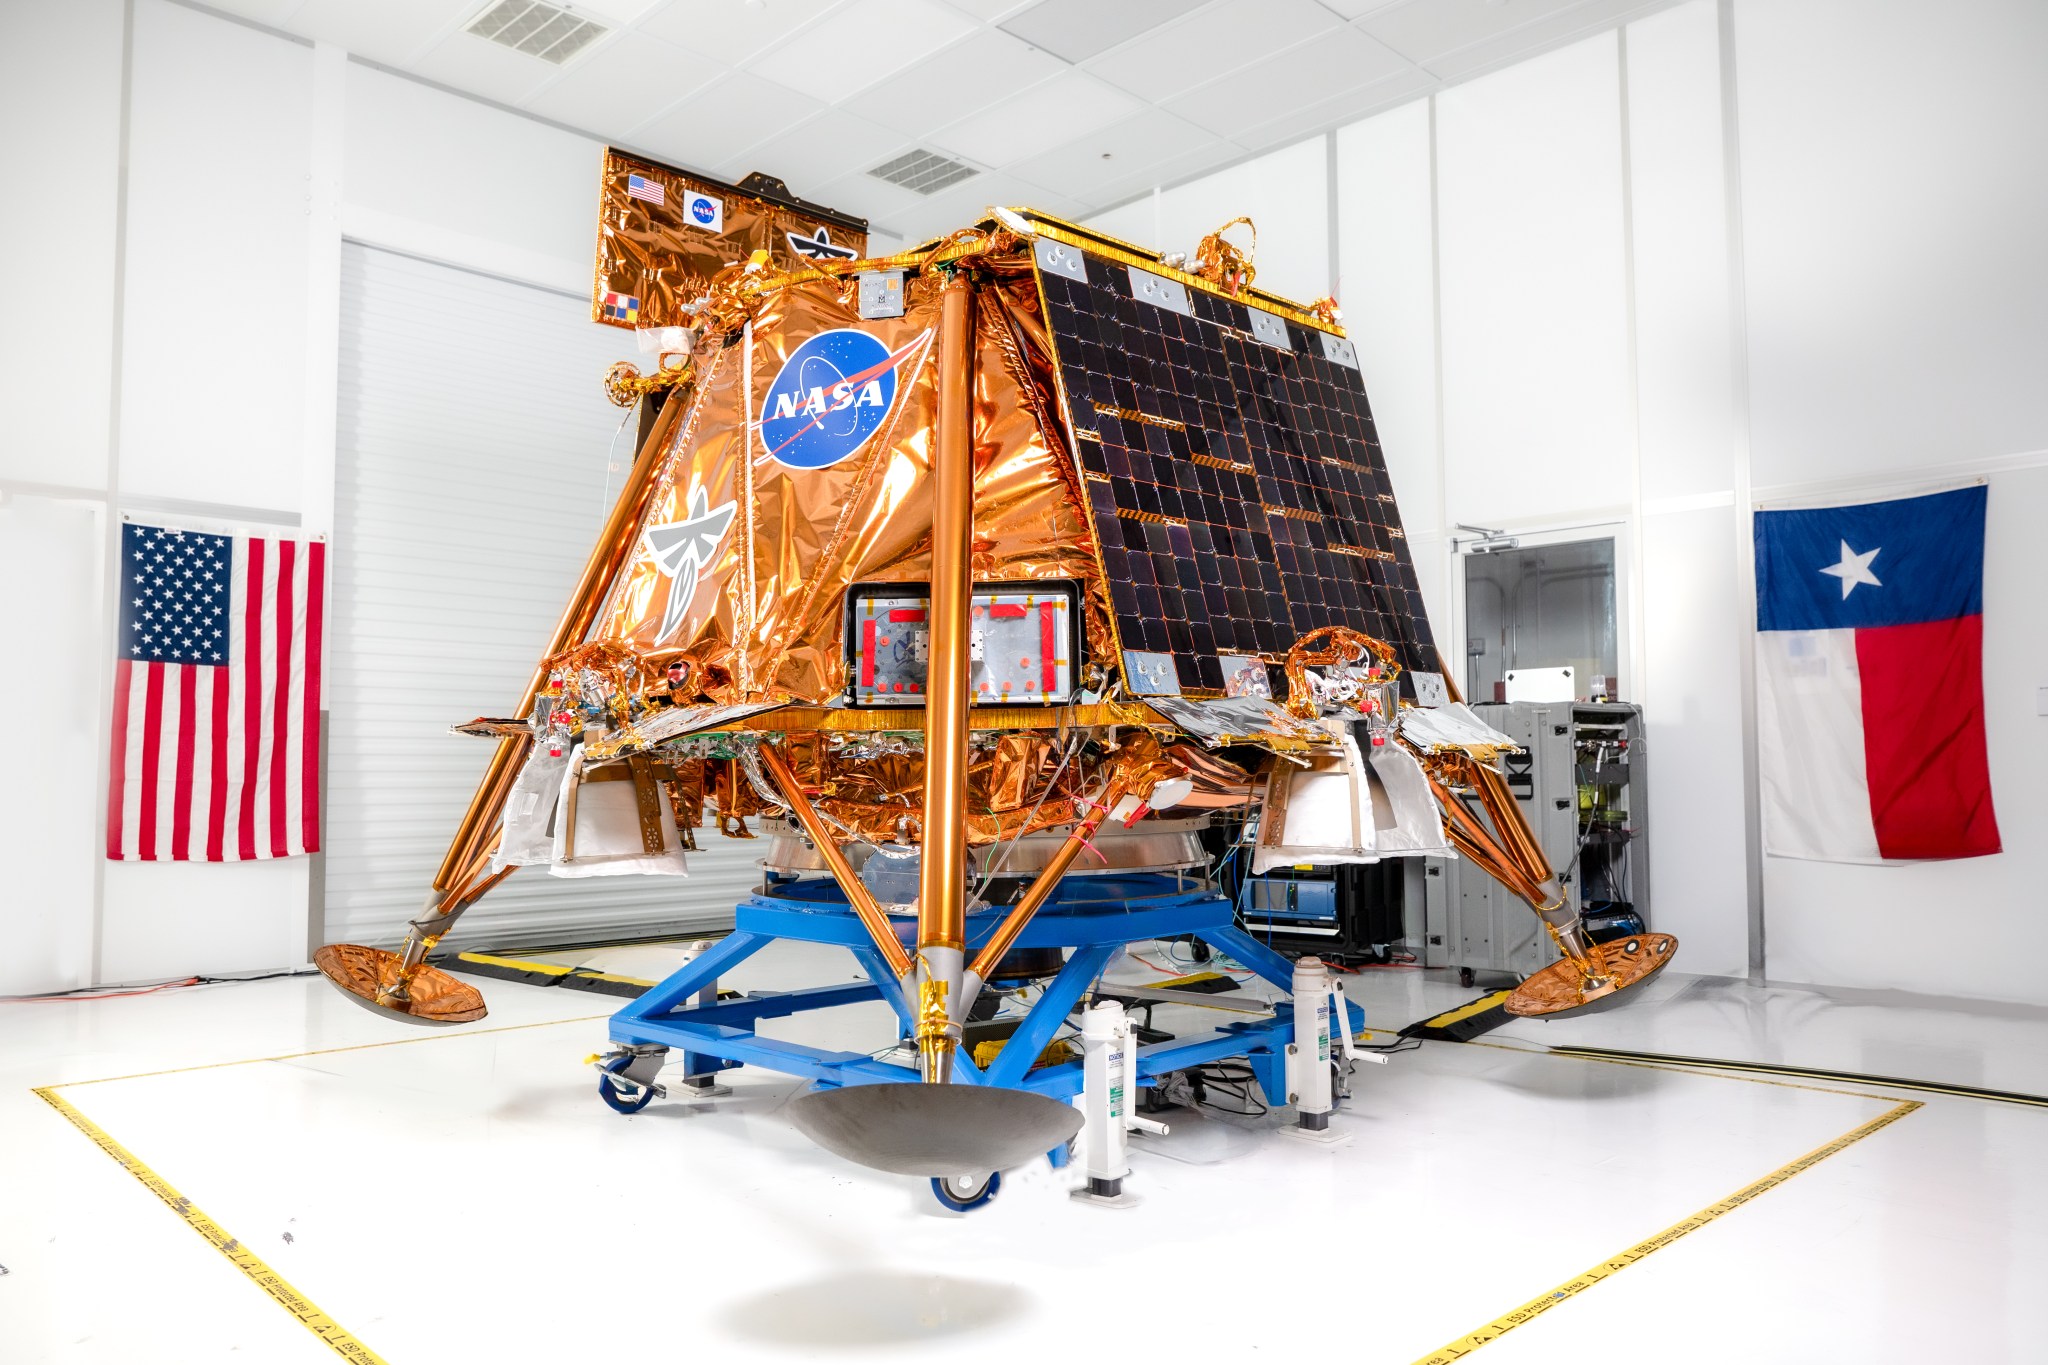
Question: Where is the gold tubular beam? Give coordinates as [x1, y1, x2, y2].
[758, 744, 912, 978]
[968, 778, 1131, 982]
[430, 392, 689, 894]
[918, 270, 976, 958]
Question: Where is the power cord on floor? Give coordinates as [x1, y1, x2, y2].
[1, 968, 319, 1004]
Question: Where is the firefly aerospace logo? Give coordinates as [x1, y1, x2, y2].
[643, 485, 737, 643]
[757, 327, 929, 471]
[786, 227, 858, 262]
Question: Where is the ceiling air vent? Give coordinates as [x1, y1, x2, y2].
[868, 149, 979, 196]
[465, 0, 608, 64]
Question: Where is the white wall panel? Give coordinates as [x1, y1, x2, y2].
[1638, 503, 1746, 976]
[1625, 0, 1736, 504]
[1735, 0, 2048, 485]
[344, 63, 602, 274]
[0, 0, 123, 490]
[117, 0, 311, 513]
[1435, 34, 1631, 526]
[1335, 100, 1440, 534]
[1153, 140, 1331, 305]
[0, 498, 104, 994]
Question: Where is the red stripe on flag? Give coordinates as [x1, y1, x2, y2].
[139, 664, 164, 862]
[208, 666, 229, 861]
[107, 659, 133, 858]
[172, 666, 197, 859]
[301, 540, 325, 854]
[270, 539, 295, 857]
[1855, 616, 2001, 859]
[239, 538, 265, 861]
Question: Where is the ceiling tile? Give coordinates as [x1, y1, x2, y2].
[838, 28, 1067, 139]
[1226, 66, 1435, 151]
[1084, 0, 1343, 103]
[632, 68, 826, 171]
[929, 69, 1143, 168]
[1409, 0, 1655, 80]
[1160, 27, 1414, 138]
[713, 111, 914, 201]
[1355, 0, 1586, 68]
[284, 0, 475, 66]
[573, 0, 670, 23]
[638, 0, 841, 67]
[1314, 0, 1408, 18]
[193, 0, 306, 25]
[1078, 138, 1246, 209]
[1008, 109, 1224, 201]
[744, 0, 978, 104]
[805, 168, 946, 236]
[936, 0, 1037, 20]
[410, 28, 582, 106]
[522, 31, 726, 138]
[997, 0, 1207, 65]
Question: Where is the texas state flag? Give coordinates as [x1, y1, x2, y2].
[1754, 485, 1999, 862]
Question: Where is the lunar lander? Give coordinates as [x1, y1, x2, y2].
[314, 154, 1676, 1209]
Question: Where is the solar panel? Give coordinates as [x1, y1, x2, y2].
[1033, 237, 1438, 697]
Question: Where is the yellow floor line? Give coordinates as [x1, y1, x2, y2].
[56, 1013, 612, 1090]
[1410, 1043, 1925, 1364]
[35, 1085, 391, 1364]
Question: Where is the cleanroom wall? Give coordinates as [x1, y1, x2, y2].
[1094, 0, 2048, 1002]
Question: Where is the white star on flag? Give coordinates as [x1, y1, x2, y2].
[1819, 540, 1882, 598]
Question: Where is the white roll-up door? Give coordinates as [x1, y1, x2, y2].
[325, 243, 761, 950]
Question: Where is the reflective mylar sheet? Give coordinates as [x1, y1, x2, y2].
[592, 149, 868, 331]
[592, 271, 1115, 704]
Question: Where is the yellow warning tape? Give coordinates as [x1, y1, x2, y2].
[1414, 990, 1512, 1031]
[457, 951, 573, 976]
[1409, 1098, 1921, 1364]
[34, 1085, 390, 1363]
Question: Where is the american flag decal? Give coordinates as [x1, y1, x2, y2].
[626, 173, 665, 206]
[107, 523, 325, 861]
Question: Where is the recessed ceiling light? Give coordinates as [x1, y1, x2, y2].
[464, 0, 608, 65]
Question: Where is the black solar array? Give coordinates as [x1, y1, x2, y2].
[1036, 247, 1438, 695]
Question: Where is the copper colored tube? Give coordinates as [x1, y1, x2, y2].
[968, 777, 1131, 981]
[1468, 762, 1554, 887]
[431, 393, 688, 893]
[1427, 772, 1549, 906]
[759, 744, 912, 978]
[917, 270, 976, 956]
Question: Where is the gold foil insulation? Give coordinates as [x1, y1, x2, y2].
[593, 149, 868, 332]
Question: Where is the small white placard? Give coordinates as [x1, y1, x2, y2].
[1504, 666, 1575, 704]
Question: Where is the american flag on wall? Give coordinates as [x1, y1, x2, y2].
[107, 522, 326, 861]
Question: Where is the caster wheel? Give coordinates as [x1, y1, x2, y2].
[1458, 967, 1475, 988]
[597, 1054, 658, 1114]
[930, 1170, 1001, 1212]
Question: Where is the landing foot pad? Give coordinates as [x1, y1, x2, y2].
[314, 944, 488, 1026]
[1505, 933, 1678, 1018]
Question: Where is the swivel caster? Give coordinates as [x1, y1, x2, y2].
[930, 1171, 1001, 1212]
[597, 1053, 662, 1114]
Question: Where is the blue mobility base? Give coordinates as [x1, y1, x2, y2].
[607, 872, 1368, 1117]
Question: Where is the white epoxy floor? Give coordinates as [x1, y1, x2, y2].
[3, 943, 2043, 1364]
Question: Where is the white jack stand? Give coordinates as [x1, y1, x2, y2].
[1072, 999, 1168, 1207]
[1281, 957, 1376, 1146]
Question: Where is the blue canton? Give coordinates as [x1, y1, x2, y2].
[120, 523, 233, 666]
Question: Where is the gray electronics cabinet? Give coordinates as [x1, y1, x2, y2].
[1422, 701, 1648, 984]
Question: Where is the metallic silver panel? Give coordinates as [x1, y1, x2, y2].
[1246, 307, 1291, 350]
[1122, 649, 1182, 695]
[1035, 235, 1088, 282]
[1127, 267, 1193, 317]
[1319, 331, 1360, 369]
[857, 269, 905, 319]
[761, 818, 1210, 875]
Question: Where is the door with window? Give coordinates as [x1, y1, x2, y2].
[1457, 527, 1626, 703]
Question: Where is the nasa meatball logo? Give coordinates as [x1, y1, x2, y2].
[690, 197, 716, 225]
[758, 327, 929, 471]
